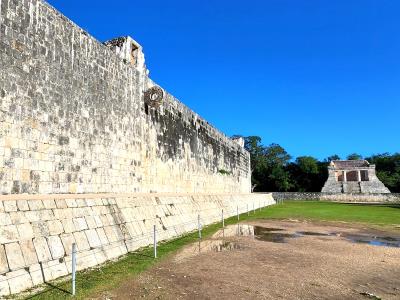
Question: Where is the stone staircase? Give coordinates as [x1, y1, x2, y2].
[343, 182, 361, 193]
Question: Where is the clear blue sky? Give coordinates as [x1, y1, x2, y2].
[47, 0, 399, 160]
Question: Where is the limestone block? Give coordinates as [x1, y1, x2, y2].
[47, 236, 65, 259]
[0, 225, 19, 243]
[65, 199, 78, 208]
[9, 211, 29, 224]
[73, 217, 88, 231]
[3, 201, 17, 212]
[99, 214, 110, 226]
[16, 200, 29, 211]
[0, 245, 9, 274]
[29, 264, 44, 286]
[72, 207, 86, 218]
[86, 199, 96, 207]
[85, 229, 101, 248]
[64, 256, 73, 273]
[73, 231, 90, 251]
[32, 221, 50, 236]
[76, 199, 86, 207]
[90, 199, 101, 206]
[47, 220, 64, 235]
[94, 249, 107, 265]
[24, 211, 42, 222]
[0, 213, 12, 226]
[27, 200, 44, 210]
[6, 269, 33, 294]
[0, 274, 10, 296]
[40, 210, 55, 221]
[105, 214, 117, 225]
[17, 223, 34, 240]
[60, 233, 75, 255]
[41, 260, 68, 281]
[55, 199, 68, 209]
[104, 225, 125, 243]
[42, 199, 57, 209]
[103, 241, 127, 260]
[96, 228, 109, 245]
[61, 218, 75, 233]
[93, 215, 103, 227]
[85, 216, 97, 229]
[76, 250, 97, 271]
[125, 222, 140, 237]
[20, 240, 38, 266]
[5, 243, 25, 270]
[33, 237, 52, 262]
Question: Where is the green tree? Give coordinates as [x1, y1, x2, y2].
[325, 154, 341, 162]
[296, 156, 319, 174]
[365, 153, 400, 192]
[244, 137, 292, 192]
[244, 136, 267, 191]
[287, 156, 324, 192]
[347, 153, 363, 160]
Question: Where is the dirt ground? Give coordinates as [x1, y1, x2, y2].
[91, 220, 400, 300]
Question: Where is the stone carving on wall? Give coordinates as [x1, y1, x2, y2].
[144, 86, 164, 108]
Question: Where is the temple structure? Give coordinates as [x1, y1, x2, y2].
[321, 160, 390, 194]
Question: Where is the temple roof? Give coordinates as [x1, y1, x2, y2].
[331, 160, 370, 169]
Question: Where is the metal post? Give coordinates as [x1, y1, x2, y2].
[237, 205, 239, 221]
[253, 203, 255, 214]
[198, 214, 201, 240]
[247, 204, 249, 216]
[259, 200, 261, 212]
[153, 224, 157, 258]
[222, 209, 225, 238]
[198, 214, 201, 252]
[71, 243, 77, 296]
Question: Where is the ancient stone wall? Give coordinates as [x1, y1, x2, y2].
[0, 0, 263, 295]
[0, 0, 251, 195]
[272, 192, 400, 203]
[0, 193, 275, 296]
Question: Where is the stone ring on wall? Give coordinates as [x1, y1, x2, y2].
[144, 86, 164, 108]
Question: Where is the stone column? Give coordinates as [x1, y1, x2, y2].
[343, 171, 347, 182]
[357, 170, 361, 182]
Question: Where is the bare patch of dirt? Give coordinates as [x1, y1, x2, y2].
[90, 220, 400, 299]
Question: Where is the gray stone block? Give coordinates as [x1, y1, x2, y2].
[16, 200, 29, 211]
[73, 231, 90, 251]
[5, 243, 25, 270]
[0, 245, 9, 274]
[33, 237, 52, 262]
[6, 269, 33, 294]
[20, 240, 38, 266]
[0, 274, 10, 296]
[0, 225, 19, 243]
[3, 201, 17, 212]
[47, 236, 65, 259]
[60, 233, 76, 255]
[85, 229, 101, 248]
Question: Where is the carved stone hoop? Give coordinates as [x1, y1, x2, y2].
[144, 86, 164, 108]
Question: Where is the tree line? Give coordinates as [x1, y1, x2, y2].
[243, 136, 400, 193]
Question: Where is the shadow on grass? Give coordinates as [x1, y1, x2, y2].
[25, 282, 71, 299]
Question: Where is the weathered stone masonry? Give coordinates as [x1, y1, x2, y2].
[0, 193, 274, 296]
[0, 0, 250, 195]
[0, 0, 275, 296]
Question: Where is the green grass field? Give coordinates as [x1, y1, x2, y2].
[22, 200, 400, 300]
[262, 201, 400, 226]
